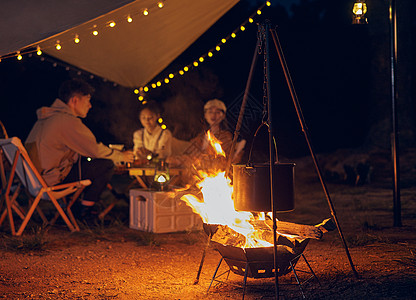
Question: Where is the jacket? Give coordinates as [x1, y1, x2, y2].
[25, 99, 124, 185]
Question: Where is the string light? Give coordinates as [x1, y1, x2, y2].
[158, 118, 163, 123]
[138, 95, 144, 101]
[92, 25, 98, 36]
[0, 0, 270, 100]
[161, 124, 167, 130]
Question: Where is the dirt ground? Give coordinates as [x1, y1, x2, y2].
[1, 151, 416, 299]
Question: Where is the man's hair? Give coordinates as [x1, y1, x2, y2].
[58, 79, 95, 103]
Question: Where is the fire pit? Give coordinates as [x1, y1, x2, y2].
[202, 221, 328, 299]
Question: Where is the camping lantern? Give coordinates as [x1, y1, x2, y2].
[154, 160, 170, 191]
[352, 1, 368, 24]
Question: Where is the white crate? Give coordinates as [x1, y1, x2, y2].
[129, 189, 202, 233]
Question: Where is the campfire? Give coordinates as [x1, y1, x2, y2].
[178, 132, 335, 280]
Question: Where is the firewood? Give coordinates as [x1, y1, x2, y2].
[249, 219, 323, 240]
[211, 225, 246, 248]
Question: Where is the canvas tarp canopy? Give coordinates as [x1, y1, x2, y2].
[0, 0, 239, 88]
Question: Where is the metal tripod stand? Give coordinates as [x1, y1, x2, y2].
[226, 21, 359, 299]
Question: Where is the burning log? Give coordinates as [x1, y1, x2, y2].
[249, 217, 335, 240]
[209, 218, 335, 249]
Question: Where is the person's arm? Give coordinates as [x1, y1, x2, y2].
[60, 116, 130, 163]
[133, 129, 143, 153]
[156, 130, 172, 159]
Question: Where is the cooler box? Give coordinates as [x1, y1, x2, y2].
[129, 189, 202, 233]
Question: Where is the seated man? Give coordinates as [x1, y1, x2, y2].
[25, 78, 134, 220]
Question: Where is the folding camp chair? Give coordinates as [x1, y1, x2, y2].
[0, 137, 91, 236]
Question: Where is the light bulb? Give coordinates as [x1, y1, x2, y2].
[266, 1, 271, 6]
[17, 52, 22, 60]
[193, 61, 198, 67]
[231, 33, 236, 38]
[157, 2, 164, 8]
[240, 25, 246, 31]
[208, 51, 213, 57]
[164, 78, 169, 83]
[158, 118, 163, 123]
[216, 45, 221, 51]
[36, 46, 42, 55]
[249, 17, 254, 23]
[127, 15, 133, 23]
[179, 70, 184, 75]
[74, 34, 80, 44]
[199, 57, 204, 62]
[184, 66, 189, 72]
[55, 41, 61, 50]
[221, 38, 226, 43]
[169, 73, 174, 78]
[143, 9, 149, 16]
[257, 10, 262, 15]
[144, 86, 149, 92]
[92, 30, 98, 36]
[161, 124, 167, 130]
[109, 21, 116, 28]
[156, 81, 161, 86]
[138, 96, 144, 101]
[134, 89, 139, 94]
[151, 83, 157, 88]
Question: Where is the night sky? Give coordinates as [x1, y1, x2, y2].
[1, 0, 415, 159]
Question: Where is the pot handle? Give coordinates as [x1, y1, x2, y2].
[246, 122, 278, 166]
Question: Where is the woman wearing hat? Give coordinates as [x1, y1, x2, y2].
[167, 99, 233, 173]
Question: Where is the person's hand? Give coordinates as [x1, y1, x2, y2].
[135, 147, 152, 159]
[122, 150, 135, 163]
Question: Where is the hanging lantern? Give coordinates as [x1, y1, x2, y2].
[352, 1, 368, 24]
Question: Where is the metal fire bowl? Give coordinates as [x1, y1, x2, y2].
[211, 240, 309, 278]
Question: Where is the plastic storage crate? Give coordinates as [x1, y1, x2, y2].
[129, 189, 202, 233]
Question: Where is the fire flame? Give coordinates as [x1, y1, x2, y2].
[206, 130, 225, 157]
[181, 171, 273, 248]
[179, 130, 281, 248]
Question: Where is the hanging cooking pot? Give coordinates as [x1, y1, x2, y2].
[233, 162, 295, 212]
